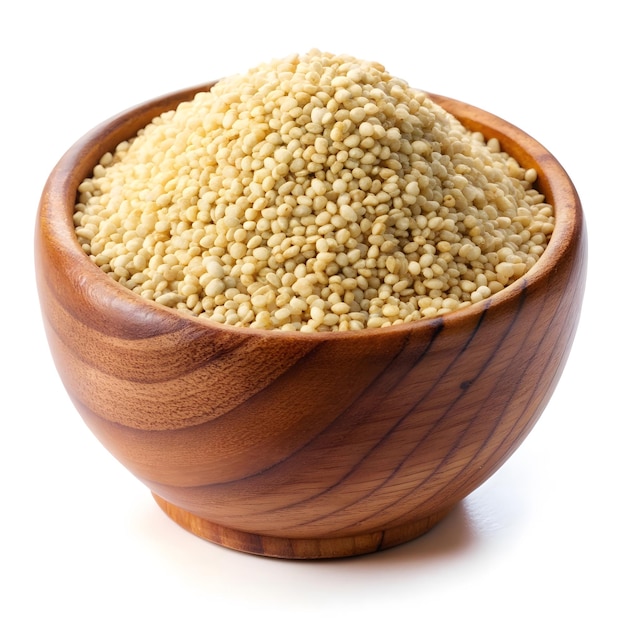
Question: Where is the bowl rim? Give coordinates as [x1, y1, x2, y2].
[37, 82, 585, 342]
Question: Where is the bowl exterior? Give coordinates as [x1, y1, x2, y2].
[35, 87, 587, 558]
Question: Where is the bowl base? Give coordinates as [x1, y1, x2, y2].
[152, 493, 451, 559]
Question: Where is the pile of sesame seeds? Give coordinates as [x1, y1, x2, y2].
[74, 50, 554, 332]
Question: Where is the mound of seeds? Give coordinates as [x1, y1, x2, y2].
[74, 50, 554, 332]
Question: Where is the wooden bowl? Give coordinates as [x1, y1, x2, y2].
[35, 83, 587, 559]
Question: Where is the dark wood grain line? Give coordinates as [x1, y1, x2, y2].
[219, 305, 492, 524]
[443, 274, 585, 504]
[286, 292, 525, 532]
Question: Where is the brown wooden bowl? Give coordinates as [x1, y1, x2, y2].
[35, 83, 587, 559]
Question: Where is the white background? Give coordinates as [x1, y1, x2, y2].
[2, 1, 623, 624]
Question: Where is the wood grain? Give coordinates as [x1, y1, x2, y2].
[35, 85, 587, 558]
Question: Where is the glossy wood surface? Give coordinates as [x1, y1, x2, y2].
[35, 85, 587, 558]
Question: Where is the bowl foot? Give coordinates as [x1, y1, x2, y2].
[152, 493, 451, 559]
